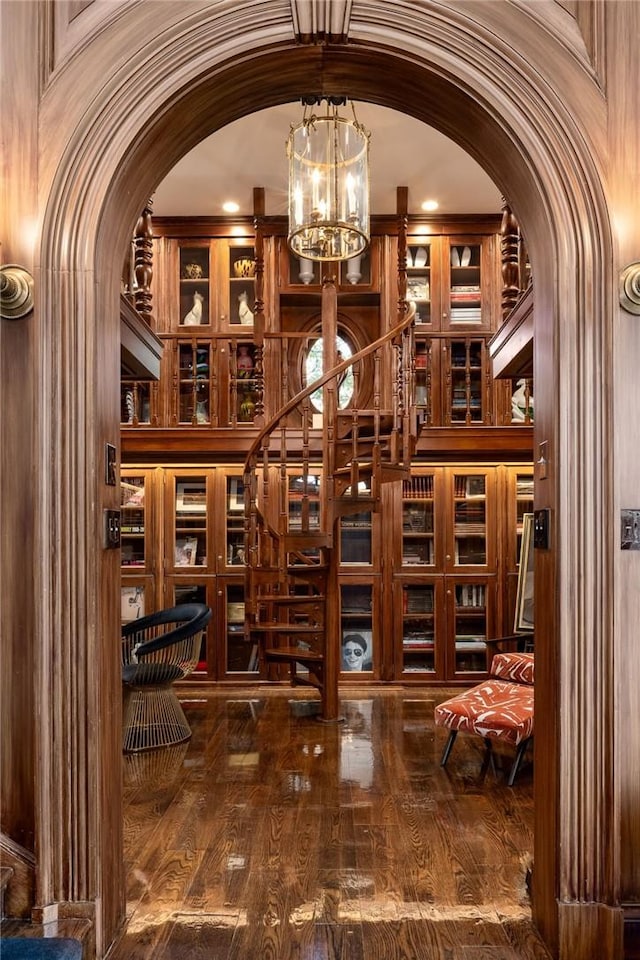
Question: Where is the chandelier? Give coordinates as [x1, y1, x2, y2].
[287, 96, 370, 262]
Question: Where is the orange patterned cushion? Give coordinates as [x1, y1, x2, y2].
[490, 652, 534, 685]
[434, 678, 534, 745]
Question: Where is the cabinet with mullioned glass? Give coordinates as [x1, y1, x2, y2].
[406, 233, 497, 333]
[391, 465, 502, 683]
[119, 465, 254, 679]
[502, 466, 534, 633]
[340, 580, 382, 677]
[120, 468, 159, 625]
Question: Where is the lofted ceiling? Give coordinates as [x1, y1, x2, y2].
[152, 102, 503, 219]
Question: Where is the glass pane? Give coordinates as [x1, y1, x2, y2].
[450, 340, 483, 423]
[414, 340, 431, 416]
[179, 247, 210, 326]
[340, 584, 373, 673]
[288, 474, 321, 533]
[173, 583, 208, 670]
[402, 474, 434, 567]
[226, 476, 246, 566]
[453, 474, 486, 565]
[226, 583, 256, 673]
[449, 243, 481, 325]
[121, 477, 146, 568]
[454, 583, 487, 672]
[340, 511, 372, 565]
[406, 242, 431, 324]
[174, 477, 207, 567]
[516, 473, 534, 560]
[305, 334, 354, 411]
[232, 342, 258, 422]
[229, 246, 255, 325]
[402, 584, 435, 673]
[121, 584, 145, 624]
[121, 383, 151, 424]
[179, 343, 211, 424]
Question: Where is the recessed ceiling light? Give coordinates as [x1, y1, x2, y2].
[421, 200, 439, 212]
[223, 201, 240, 213]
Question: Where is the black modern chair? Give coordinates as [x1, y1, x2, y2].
[121, 602, 212, 752]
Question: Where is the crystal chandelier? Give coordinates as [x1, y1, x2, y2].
[287, 96, 370, 262]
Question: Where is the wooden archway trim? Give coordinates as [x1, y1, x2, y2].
[27, 6, 616, 958]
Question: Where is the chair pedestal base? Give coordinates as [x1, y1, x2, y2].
[123, 685, 192, 753]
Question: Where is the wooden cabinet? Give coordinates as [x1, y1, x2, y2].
[406, 234, 497, 333]
[388, 464, 526, 684]
[120, 465, 255, 680]
[122, 232, 262, 430]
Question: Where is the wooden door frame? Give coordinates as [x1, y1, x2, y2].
[23, 5, 621, 957]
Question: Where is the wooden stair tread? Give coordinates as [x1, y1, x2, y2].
[265, 646, 324, 662]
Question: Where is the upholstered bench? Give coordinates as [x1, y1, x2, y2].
[434, 651, 534, 785]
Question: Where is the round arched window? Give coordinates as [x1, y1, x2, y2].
[305, 333, 355, 412]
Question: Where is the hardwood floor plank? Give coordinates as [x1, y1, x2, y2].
[112, 687, 552, 960]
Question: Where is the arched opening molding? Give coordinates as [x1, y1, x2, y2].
[34, 4, 615, 956]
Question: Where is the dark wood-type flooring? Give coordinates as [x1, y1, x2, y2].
[111, 686, 552, 960]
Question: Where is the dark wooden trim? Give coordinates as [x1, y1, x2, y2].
[120, 296, 164, 381]
[488, 286, 534, 379]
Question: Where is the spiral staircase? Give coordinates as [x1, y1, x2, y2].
[243, 275, 418, 720]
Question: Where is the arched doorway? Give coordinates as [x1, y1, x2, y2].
[34, 6, 615, 957]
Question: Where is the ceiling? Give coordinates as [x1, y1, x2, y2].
[152, 102, 503, 219]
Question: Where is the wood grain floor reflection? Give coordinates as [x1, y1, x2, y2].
[112, 688, 552, 959]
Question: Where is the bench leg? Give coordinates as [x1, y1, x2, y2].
[440, 730, 458, 767]
[507, 736, 532, 786]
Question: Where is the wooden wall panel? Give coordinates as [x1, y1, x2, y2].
[0, 0, 39, 855]
[3, 2, 638, 958]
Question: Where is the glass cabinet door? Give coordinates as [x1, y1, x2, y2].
[121, 381, 154, 426]
[177, 340, 213, 425]
[448, 580, 491, 675]
[121, 473, 150, 571]
[401, 473, 436, 568]
[515, 471, 535, 562]
[406, 240, 433, 326]
[121, 581, 147, 625]
[224, 581, 257, 675]
[445, 338, 486, 424]
[179, 244, 211, 327]
[400, 582, 437, 675]
[225, 474, 246, 569]
[288, 472, 322, 536]
[171, 581, 211, 675]
[450, 472, 487, 569]
[413, 338, 434, 424]
[446, 241, 483, 328]
[340, 583, 374, 674]
[227, 244, 255, 326]
[339, 510, 372, 566]
[171, 473, 209, 570]
[230, 340, 258, 424]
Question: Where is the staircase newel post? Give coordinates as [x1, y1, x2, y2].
[321, 274, 340, 720]
[252, 186, 265, 427]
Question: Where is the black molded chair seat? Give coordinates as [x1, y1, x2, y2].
[121, 602, 212, 752]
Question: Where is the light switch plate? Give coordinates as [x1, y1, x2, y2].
[621, 510, 640, 550]
[104, 509, 121, 549]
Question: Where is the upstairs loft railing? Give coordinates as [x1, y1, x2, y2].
[500, 199, 531, 321]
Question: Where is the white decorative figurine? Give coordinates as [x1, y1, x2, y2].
[238, 290, 254, 325]
[183, 290, 204, 325]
